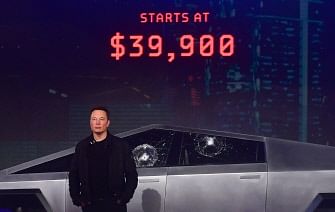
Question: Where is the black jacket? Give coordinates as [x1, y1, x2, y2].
[68, 133, 138, 206]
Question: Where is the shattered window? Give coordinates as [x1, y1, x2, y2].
[124, 129, 175, 168]
[132, 144, 158, 167]
[180, 133, 266, 166]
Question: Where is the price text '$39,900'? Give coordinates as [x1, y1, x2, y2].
[110, 32, 234, 62]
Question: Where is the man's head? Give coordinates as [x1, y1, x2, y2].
[90, 106, 110, 135]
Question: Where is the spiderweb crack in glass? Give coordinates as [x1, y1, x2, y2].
[194, 135, 227, 158]
[132, 144, 158, 167]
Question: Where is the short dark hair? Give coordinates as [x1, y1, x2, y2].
[90, 106, 110, 120]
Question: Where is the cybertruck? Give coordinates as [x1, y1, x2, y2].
[0, 125, 335, 212]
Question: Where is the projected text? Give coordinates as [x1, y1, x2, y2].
[110, 32, 234, 62]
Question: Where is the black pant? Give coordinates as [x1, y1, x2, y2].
[81, 199, 127, 212]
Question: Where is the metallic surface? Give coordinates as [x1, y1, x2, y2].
[0, 178, 65, 212]
[165, 164, 267, 212]
[266, 170, 335, 212]
[1, 124, 335, 212]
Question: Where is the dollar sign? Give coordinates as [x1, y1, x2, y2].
[111, 32, 125, 60]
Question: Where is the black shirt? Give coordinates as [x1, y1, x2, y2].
[88, 138, 109, 200]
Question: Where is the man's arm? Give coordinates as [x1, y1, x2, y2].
[121, 141, 138, 204]
[68, 146, 81, 206]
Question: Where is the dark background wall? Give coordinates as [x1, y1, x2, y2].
[0, 0, 334, 169]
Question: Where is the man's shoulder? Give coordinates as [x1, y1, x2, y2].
[109, 134, 125, 144]
[109, 134, 129, 148]
[110, 134, 122, 141]
[75, 135, 92, 148]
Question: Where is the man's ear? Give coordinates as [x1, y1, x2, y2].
[107, 120, 111, 128]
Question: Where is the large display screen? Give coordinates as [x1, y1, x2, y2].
[0, 0, 334, 169]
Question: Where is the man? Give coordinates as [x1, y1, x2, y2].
[69, 106, 138, 212]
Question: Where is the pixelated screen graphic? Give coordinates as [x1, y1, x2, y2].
[0, 0, 334, 169]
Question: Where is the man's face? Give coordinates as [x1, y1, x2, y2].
[90, 110, 110, 134]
